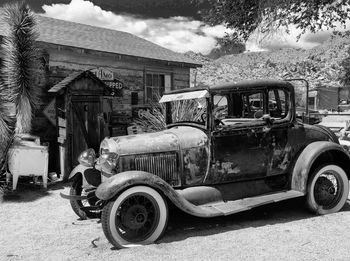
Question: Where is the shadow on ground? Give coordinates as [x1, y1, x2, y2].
[158, 198, 350, 245]
[0, 180, 70, 203]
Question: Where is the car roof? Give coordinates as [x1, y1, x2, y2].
[165, 79, 294, 95]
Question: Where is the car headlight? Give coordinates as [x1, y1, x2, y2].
[99, 139, 110, 155]
[100, 148, 109, 154]
[98, 152, 118, 174]
[78, 148, 96, 167]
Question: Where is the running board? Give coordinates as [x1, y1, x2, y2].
[200, 190, 304, 216]
[60, 192, 87, 200]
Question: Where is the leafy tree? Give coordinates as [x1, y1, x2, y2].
[340, 47, 350, 86]
[1, 1, 40, 134]
[195, 0, 350, 42]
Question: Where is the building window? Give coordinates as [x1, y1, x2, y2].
[145, 73, 171, 101]
[308, 96, 315, 106]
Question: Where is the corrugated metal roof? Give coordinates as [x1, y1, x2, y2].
[0, 12, 201, 67]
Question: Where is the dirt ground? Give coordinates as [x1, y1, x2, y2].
[1, 181, 350, 261]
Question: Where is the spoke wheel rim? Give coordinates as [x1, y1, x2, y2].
[116, 192, 160, 242]
[314, 170, 343, 210]
[75, 182, 99, 214]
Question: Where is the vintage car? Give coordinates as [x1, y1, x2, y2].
[61, 79, 350, 249]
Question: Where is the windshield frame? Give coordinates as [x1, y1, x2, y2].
[162, 95, 210, 130]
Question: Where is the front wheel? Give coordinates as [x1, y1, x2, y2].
[69, 176, 100, 219]
[306, 164, 349, 215]
[101, 186, 168, 248]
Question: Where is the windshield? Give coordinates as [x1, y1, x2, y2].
[160, 90, 209, 126]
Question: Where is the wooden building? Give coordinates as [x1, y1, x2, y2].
[0, 14, 201, 175]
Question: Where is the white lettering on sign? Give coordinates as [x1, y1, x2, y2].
[91, 68, 114, 81]
[106, 81, 123, 89]
[43, 99, 56, 126]
[90, 67, 124, 96]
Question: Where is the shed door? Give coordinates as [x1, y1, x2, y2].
[71, 96, 102, 165]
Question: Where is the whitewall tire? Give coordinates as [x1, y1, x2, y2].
[306, 164, 349, 215]
[102, 186, 168, 248]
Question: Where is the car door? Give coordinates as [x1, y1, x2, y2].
[265, 88, 294, 176]
[204, 91, 271, 184]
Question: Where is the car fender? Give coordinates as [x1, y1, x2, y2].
[291, 141, 350, 193]
[68, 164, 101, 188]
[68, 164, 90, 180]
[95, 171, 222, 218]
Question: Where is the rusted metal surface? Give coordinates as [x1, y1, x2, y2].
[98, 97, 342, 193]
[92, 80, 349, 214]
[102, 126, 208, 154]
[118, 152, 180, 186]
[100, 126, 209, 186]
[183, 147, 209, 185]
[108, 131, 180, 155]
[133, 152, 180, 186]
[167, 126, 208, 148]
[206, 125, 268, 183]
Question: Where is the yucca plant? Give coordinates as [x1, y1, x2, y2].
[134, 97, 206, 132]
[1, 1, 40, 134]
[0, 2, 39, 187]
[0, 82, 11, 160]
[134, 101, 166, 132]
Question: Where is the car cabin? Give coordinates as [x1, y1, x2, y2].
[162, 79, 296, 131]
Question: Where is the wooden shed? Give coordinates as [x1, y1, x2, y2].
[49, 70, 113, 179]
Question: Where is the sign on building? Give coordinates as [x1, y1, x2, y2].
[91, 68, 114, 81]
[91, 67, 123, 97]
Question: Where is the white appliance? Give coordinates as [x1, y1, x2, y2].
[8, 135, 49, 190]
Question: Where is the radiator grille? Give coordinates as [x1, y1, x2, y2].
[134, 153, 180, 186]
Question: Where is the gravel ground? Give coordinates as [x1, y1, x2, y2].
[1, 182, 350, 261]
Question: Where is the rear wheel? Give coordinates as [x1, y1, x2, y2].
[306, 164, 349, 215]
[69, 176, 100, 219]
[102, 186, 168, 248]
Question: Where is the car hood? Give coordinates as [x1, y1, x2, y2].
[100, 126, 209, 155]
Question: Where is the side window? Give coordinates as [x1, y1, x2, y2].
[213, 95, 228, 120]
[213, 89, 289, 128]
[268, 89, 287, 119]
[243, 92, 265, 118]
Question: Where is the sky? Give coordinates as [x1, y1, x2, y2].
[40, 0, 232, 55]
[2, 0, 350, 54]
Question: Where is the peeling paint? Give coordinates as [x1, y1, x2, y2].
[183, 147, 208, 185]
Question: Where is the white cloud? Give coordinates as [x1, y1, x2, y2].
[41, 0, 231, 55]
[42, 0, 350, 54]
[246, 18, 350, 52]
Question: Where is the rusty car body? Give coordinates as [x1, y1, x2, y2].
[61, 79, 350, 248]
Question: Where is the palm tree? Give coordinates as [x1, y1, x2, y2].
[1, 1, 40, 134]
